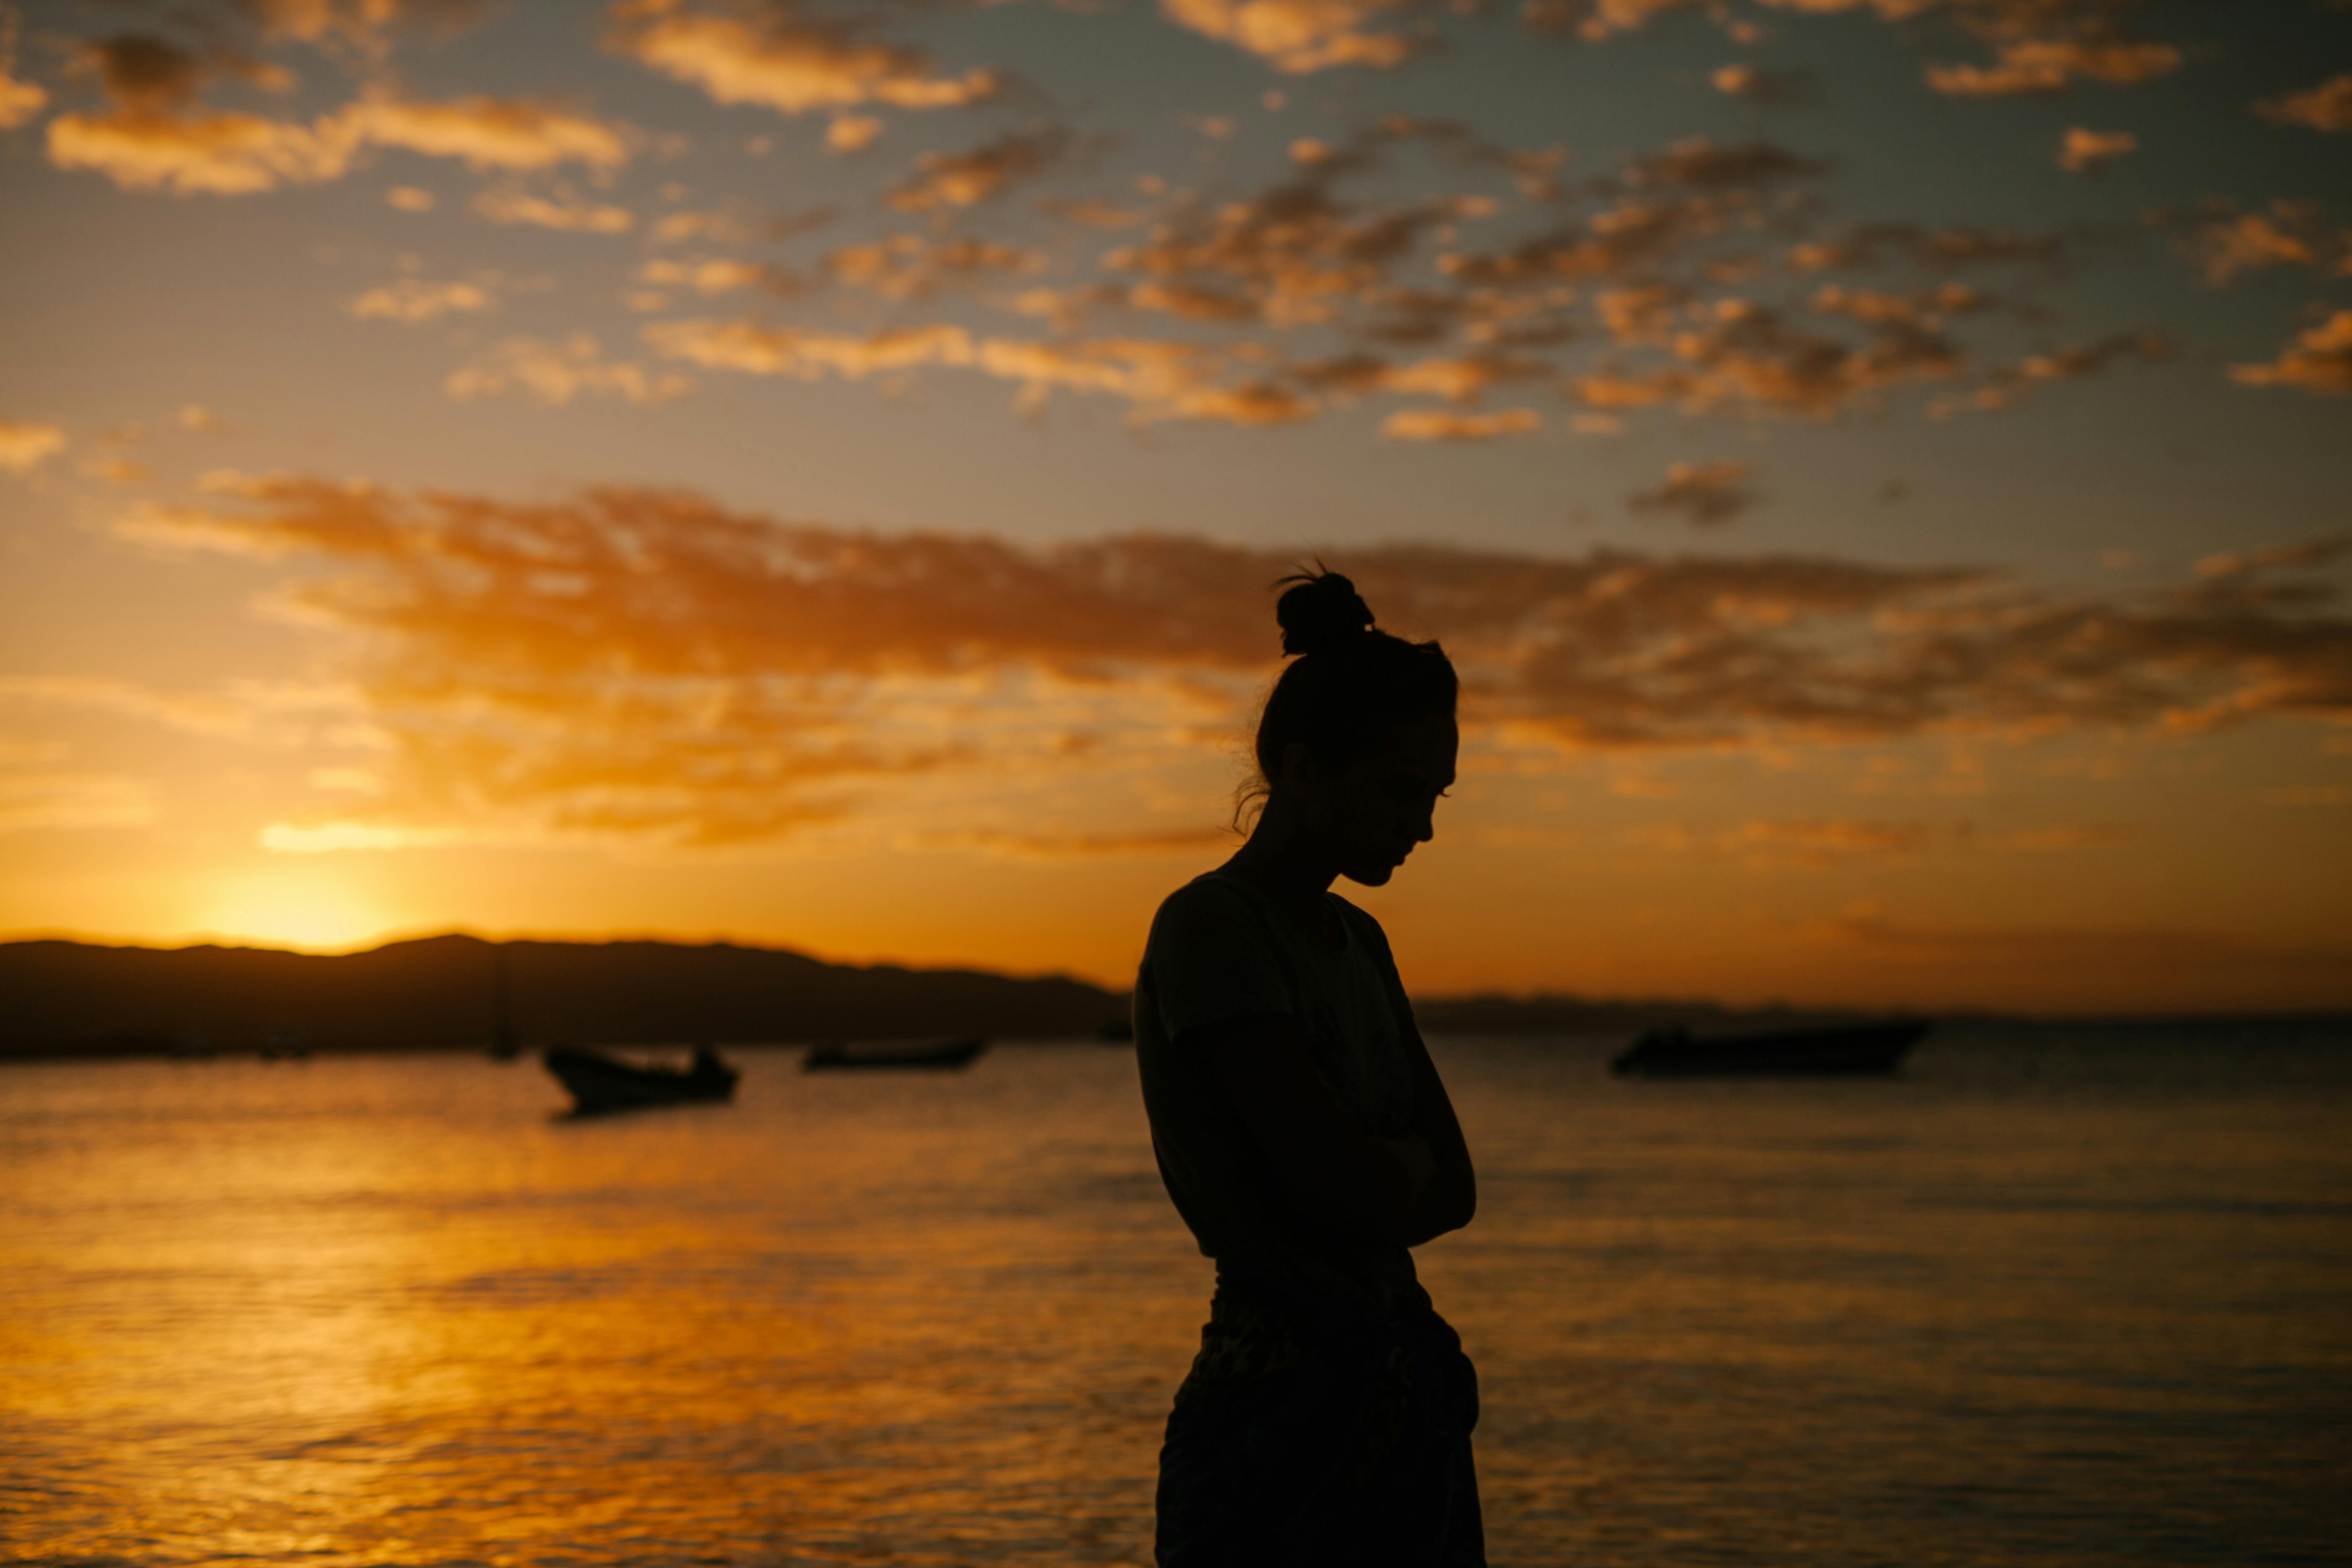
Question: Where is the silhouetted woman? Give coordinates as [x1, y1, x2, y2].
[1135, 570, 1480, 1566]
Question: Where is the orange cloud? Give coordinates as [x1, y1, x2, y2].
[1931, 331, 2169, 416]
[1635, 816, 1950, 869]
[642, 316, 1310, 425]
[346, 95, 631, 173]
[1627, 458, 1757, 525]
[1158, 0, 1425, 73]
[1926, 36, 2179, 97]
[0, 420, 67, 475]
[913, 826, 1233, 860]
[244, 0, 486, 48]
[642, 317, 977, 379]
[2231, 312, 2352, 398]
[1710, 63, 1818, 105]
[0, 5, 45, 130]
[825, 112, 882, 152]
[348, 277, 493, 322]
[2057, 126, 2135, 173]
[0, 772, 155, 833]
[45, 36, 633, 195]
[2161, 200, 2350, 287]
[824, 234, 1040, 300]
[471, 183, 635, 233]
[106, 477, 2352, 852]
[885, 128, 1071, 211]
[1380, 407, 1541, 441]
[2257, 73, 2352, 134]
[444, 334, 693, 406]
[46, 37, 359, 196]
[609, 0, 1000, 116]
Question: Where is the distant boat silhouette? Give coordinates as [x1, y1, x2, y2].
[1612, 1020, 1929, 1077]
[543, 1044, 738, 1112]
[802, 1037, 988, 1072]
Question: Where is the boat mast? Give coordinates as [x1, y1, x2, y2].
[491, 942, 519, 1057]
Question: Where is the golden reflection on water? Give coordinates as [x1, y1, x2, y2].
[3, 1027, 2348, 1565]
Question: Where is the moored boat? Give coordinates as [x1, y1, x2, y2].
[544, 1044, 739, 1112]
[1612, 1019, 1929, 1077]
[802, 1037, 988, 1072]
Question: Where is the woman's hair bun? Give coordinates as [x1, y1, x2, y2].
[1274, 568, 1376, 657]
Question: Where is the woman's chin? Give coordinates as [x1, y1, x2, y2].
[1343, 860, 1399, 887]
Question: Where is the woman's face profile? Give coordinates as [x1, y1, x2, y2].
[1288, 714, 1459, 887]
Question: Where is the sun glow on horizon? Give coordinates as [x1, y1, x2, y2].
[195, 873, 394, 953]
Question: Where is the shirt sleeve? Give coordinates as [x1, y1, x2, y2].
[1347, 903, 1417, 1035]
[1146, 879, 1296, 1042]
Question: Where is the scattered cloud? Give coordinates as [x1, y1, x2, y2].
[2257, 73, 2352, 134]
[2264, 784, 2350, 807]
[2003, 824, 2137, 851]
[0, 420, 67, 475]
[2057, 126, 2135, 173]
[608, 0, 1001, 116]
[1933, 331, 2169, 416]
[885, 128, 1071, 211]
[80, 454, 151, 486]
[0, 772, 155, 833]
[103, 477, 2352, 846]
[385, 184, 436, 211]
[444, 333, 693, 405]
[1627, 458, 1757, 525]
[0, 5, 45, 129]
[1925, 35, 2181, 98]
[243, 0, 487, 49]
[1380, 407, 1542, 441]
[644, 317, 1311, 424]
[826, 113, 882, 152]
[1158, 0, 1426, 74]
[638, 254, 808, 297]
[2230, 312, 2352, 398]
[349, 277, 493, 322]
[46, 33, 359, 195]
[825, 233, 1041, 300]
[914, 826, 1232, 859]
[346, 95, 631, 173]
[650, 204, 756, 245]
[1710, 63, 1818, 106]
[1636, 816, 1948, 869]
[472, 184, 636, 232]
[2160, 199, 2350, 287]
[43, 35, 635, 196]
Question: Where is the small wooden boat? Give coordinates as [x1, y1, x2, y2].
[802, 1037, 988, 1072]
[1611, 1020, 1929, 1078]
[543, 1044, 738, 1112]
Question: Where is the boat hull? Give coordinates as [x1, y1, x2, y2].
[543, 1046, 738, 1112]
[802, 1038, 987, 1072]
[1612, 1021, 1929, 1078]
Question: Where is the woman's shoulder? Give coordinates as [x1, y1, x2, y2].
[1149, 868, 1259, 935]
[1327, 892, 1400, 965]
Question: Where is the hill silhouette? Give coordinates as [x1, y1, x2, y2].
[0, 935, 1131, 1057]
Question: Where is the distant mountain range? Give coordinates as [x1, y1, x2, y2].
[0, 934, 1813, 1059]
[0, 935, 1128, 1057]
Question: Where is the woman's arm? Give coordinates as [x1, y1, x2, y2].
[1393, 1018, 1475, 1246]
[1203, 1014, 1434, 1244]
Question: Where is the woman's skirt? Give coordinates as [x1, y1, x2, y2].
[1154, 1264, 1482, 1567]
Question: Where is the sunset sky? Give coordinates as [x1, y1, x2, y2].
[2, 0, 2347, 1012]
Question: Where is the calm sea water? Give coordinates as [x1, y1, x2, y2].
[3, 1022, 2347, 1568]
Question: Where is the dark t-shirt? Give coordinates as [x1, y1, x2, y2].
[1134, 867, 1424, 1311]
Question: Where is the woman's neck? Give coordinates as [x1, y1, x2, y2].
[1226, 792, 1341, 939]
